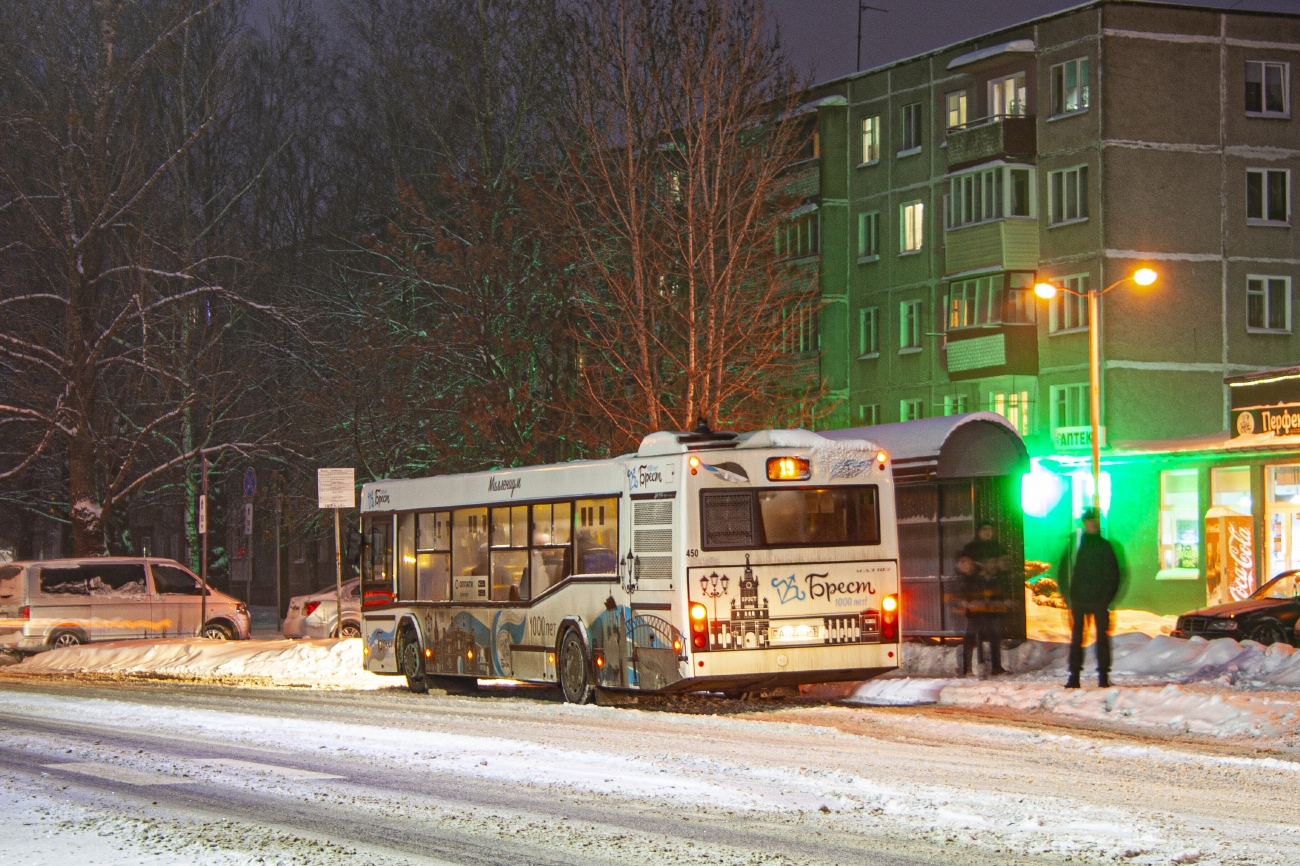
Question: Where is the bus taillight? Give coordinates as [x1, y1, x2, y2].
[21, 605, 29, 621]
[689, 603, 709, 650]
[881, 594, 899, 643]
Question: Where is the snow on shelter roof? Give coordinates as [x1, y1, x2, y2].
[821, 412, 1027, 480]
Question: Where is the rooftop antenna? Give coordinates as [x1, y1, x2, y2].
[857, 3, 888, 72]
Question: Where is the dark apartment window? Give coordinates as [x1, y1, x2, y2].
[901, 102, 922, 152]
[858, 306, 878, 356]
[943, 395, 969, 416]
[1049, 165, 1088, 224]
[900, 399, 924, 421]
[1247, 168, 1290, 224]
[857, 211, 879, 259]
[1051, 58, 1090, 116]
[777, 209, 820, 258]
[783, 303, 819, 354]
[946, 165, 1034, 228]
[1247, 276, 1292, 333]
[899, 299, 922, 350]
[1048, 274, 1090, 333]
[1246, 61, 1289, 116]
[859, 404, 879, 425]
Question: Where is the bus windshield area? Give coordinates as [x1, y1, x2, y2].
[701, 486, 880, 550]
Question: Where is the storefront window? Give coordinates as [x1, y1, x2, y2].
[1158, 470, 1199, 573]
[1267, 464, 1300, 579]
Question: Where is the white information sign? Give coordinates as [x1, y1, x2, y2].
[198, 494, 207, 535]
[243, 502, 254, 536]
[317, 468, 356, 509]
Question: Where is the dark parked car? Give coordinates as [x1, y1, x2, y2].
[1173, 570, 1300, 646]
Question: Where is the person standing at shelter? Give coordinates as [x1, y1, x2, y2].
[1059, 507, 1122, 688]
[956, 521, 1010, 677]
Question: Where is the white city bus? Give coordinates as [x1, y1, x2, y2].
[358, 426, 900, 701]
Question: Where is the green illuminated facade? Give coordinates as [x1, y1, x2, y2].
[804, 1, 1300, 615]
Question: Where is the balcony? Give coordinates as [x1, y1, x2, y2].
[944, 219, 1039, 276]
[943, 323, 1039, 381]
[945, 115, 1036, 171]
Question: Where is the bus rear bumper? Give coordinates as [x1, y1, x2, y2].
[673, 641, 900, 692]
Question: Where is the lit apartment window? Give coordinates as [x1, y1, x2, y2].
[859, 404, 879, 425]
[1048, 165, 1089, 224]
[943, 395, 969, 416]
[989, 73, 1027, 118]
[857, 211, 879, 259]
[899, 299, 922, 350]
[900, 399, 924, 422]
[946, 91, 967, 130]
[1050, 383, 1088, 430]
[1049, 274, 1090, 333]
[1050, 58, 1090, 116]
[990, 390, 1031, 435]
[861, 116, 880, 164]
[1247, 168, 1289, 224]
[1246, 61, 1289, 116]
[946, 164, 1034, 228]
[901, 102, 922, 153]
[1247, 275, 1292, 333]
[858, 306, 879, 356]
[900, 201, 924, 252]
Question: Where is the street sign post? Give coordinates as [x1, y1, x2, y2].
[318, 468, 356, 638]
[200, 456, 209, 634]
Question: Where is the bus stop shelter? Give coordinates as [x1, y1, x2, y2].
[823, 413, 1029, 641]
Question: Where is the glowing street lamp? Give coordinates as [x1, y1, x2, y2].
[1032, 268, 1160, 511]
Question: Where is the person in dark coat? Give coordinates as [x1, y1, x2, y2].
[956, 521, 1010, 676]
[1058, 507, 1122, 688]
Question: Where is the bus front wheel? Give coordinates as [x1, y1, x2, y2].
[558, 630, 592, 705]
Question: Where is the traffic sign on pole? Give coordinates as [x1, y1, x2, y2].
[243, 467, 257, 499]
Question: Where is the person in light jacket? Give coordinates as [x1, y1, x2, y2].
[1058, 507, 1122, 689]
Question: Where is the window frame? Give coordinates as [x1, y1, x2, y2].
[900, 200, 924, 253]
[899, 299, 922, 351]
[900, 398, 924, 422]
[1246, 168, 1290, 225]
[860, 115, 881, 165]
[1245, 60, 1290, 118]
[857, 211, 880, 260]
[943, 394, 969, 416]
[858, 306, 879, 358]
[1246, 274, 1292, 334]
[900, 102, 922, 154]
[1050, 57, 1090, 117]
[945, 163, 1036, 229]
[1048, 165, 1089, 225]
[859, 404, 879, 425]
[989, 72, 1028, 118]
[1048, 274, 1090, 334]
[1049, 383, 1089, 430]
[945, 90, 968, 130]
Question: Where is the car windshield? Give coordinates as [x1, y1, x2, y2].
[1251, 573, 1299, 600]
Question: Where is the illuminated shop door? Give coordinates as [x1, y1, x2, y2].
[1268, 466, 1300, 579]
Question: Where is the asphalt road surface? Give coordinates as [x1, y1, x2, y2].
[0, 678, 1294, 865]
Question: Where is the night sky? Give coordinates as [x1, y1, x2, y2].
[767, 0, 1300, 85]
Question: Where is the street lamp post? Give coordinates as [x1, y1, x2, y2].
[1033, 268, 1158, 512]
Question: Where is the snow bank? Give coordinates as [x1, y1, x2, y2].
[13, 638, 393, 690]
[1025, 590, 1177, 641]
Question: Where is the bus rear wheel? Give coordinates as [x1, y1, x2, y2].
[558, 630, 592, 705]
[399, 630, 428, 694]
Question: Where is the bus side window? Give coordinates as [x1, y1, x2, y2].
[490, 505, 529, 602]
[397, 513, 416, 601]
[361, 515, 393, 599]
[416, 511, 450, 601]
[575, 497, 618, 574]
[531, 502, 572, 594]
[452, 507, 489, 601]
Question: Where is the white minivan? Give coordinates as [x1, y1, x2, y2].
[0, 557, 251, 653]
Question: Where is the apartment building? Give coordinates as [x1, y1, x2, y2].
[805, 1, 1300, 613]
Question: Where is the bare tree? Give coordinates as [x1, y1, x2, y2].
[556, 0, 824, 451]
[0, 0, 291, 555]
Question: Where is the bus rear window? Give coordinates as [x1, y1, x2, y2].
[701, 486, 880, 550]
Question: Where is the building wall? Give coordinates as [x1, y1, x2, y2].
[816, 0, 1300, 615]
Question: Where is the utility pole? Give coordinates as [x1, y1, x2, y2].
[857, 4, 888, 72]
[200, 454, 209, 633]
[274, 480, 283, 633]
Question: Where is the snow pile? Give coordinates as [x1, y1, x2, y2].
[13, 638, 393, 689]
[1025, 590, 1177, 641]
[847, 676, 958, 706]
[942, 681, 1300, 738]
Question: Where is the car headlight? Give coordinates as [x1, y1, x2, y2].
[1207, 619, 1237, 631]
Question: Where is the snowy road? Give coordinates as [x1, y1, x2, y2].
[0, 680, 1297, 865]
